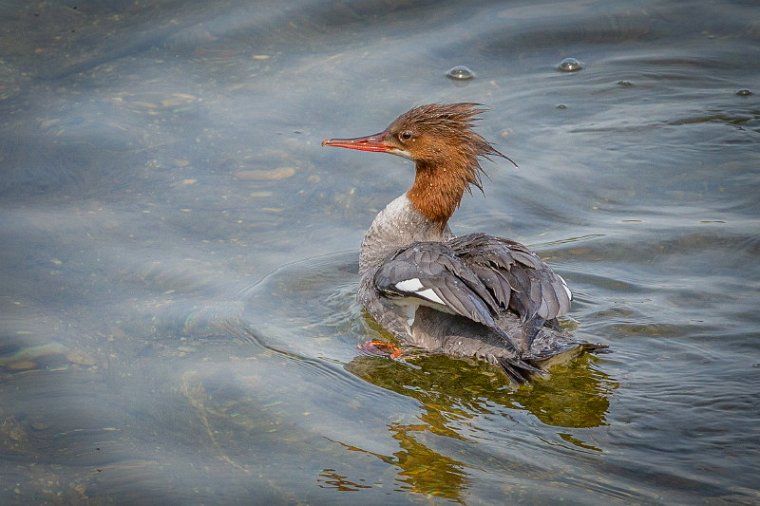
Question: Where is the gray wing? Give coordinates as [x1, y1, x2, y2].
[373, 242, 503, 330]
[448, 233, 572, 321]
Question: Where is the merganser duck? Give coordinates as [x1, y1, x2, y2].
[322, 103, 600, 382]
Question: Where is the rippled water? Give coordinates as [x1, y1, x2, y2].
[1, 0, 759, 504]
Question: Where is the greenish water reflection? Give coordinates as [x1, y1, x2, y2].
[345, 353, 616, 500]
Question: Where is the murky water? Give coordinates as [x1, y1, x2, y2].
[2, 0, 759, 504]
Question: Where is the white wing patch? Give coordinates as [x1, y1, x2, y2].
[559, 275, 573, 300]
[417, 288, 445, 305]
[394, 278, 446, 305]
[395, 278, 424, 292]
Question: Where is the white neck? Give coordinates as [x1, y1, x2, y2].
[359, 194, 453, 274]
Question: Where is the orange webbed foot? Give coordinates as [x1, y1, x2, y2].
[358, 339, 403, 359]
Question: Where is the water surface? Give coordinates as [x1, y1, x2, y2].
[1, 0, 759, 504]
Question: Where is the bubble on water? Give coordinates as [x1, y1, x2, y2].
[736, 88, 753, 96]
[446, 65, 475, 80]
[558, 58, 583, 72]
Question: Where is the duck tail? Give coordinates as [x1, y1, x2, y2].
[494, 355, 544, 383]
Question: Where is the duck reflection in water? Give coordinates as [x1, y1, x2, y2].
[339, 352, 616, 501]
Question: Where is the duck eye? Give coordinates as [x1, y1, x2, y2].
[398, 130, 414, 142]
